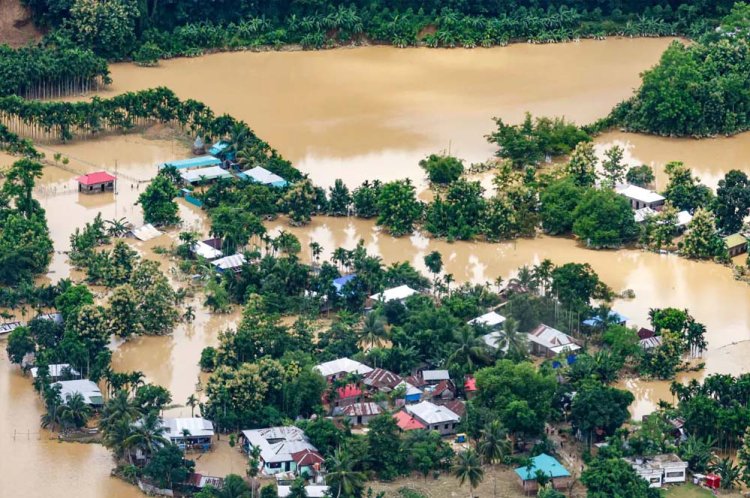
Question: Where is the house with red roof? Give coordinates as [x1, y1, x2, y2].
[333, 384, 362, 410]
[393, 410, 426, 431]
[76, 171, 116, 194]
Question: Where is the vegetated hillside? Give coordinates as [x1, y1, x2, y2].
[0, 0, 41, 47]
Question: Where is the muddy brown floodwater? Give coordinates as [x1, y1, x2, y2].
[4, 39, 750, 498]
[95, 39, 677, 189]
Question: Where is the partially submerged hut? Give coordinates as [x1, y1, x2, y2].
[76, 171, 116, 194]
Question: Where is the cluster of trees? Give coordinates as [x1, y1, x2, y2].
[0, 44, 109, 98]
[612, 3, 750, 137]
[0, 88, 292, 182]
[99, 387, 198, 490]
[0, 159, 53, 285]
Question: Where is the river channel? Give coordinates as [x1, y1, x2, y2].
[3, 39, 750, 498]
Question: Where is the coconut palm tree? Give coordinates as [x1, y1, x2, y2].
[58, 393, 92, 431]
[325, 448, 366, 498]
[103, 417, 135, 461]
[478, 420, 510, 465]
[124, 411, 168, 461]
[447, 326, 491, 372]
[184, 305, 195, 323]
[101, 389, 142, 432]
[357, 312, 389, 350]
[186, 394, 199, 417]
[453, 448, 484, 497]
[498, 318, 527, 360]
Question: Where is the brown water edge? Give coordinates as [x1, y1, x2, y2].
[89, 38, 674, 189]
[595, 130, 750, 191]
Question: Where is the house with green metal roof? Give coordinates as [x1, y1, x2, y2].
[724, 233, 748, 257]
[514, 453, 571, 494]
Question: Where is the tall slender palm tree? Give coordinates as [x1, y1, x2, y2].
[478, 420, 510, 465]
[103, 417, 135, 461]
[325, 448, 366, 498]
[186, 394, 199, 417]
[453, 449, 484, 497]
[357, 312, 389, 350]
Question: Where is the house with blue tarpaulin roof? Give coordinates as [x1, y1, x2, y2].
[160, 156, 222, 171]
[209, 141, 235, 161]
[515, 453, 571, 493]
[238, 166, 288, 188]
[333, 274, 357, 296]
[582, 310, 628, 327]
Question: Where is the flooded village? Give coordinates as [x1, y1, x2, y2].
[3, 31, 750, 498]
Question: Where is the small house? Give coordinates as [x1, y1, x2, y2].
[35, 312, 63, 324]
[616, 184, 666, 210]
[160, 417, 214, 451]
[332, 274, 357, 296]
[30, 363, 79, 381]
[314, 358, 373, 382]
[130, 224, 163, 241]
[187, 473, 223, 490]
[515, 453, 571, 494]
[239, 166, 288, 188]
[54, 379, 103, 407]
[625, 454, 688, 488]
[332, 384, 362, 409]
[160, 156, 222, 171]
[396, 380, 423, 404]
[421, 370, 450, 385]
[211, 254, 247, 274]
[676, 211, 693, 231]
[180, 165, 232, 185]
[582, 310, 628, 328]
[369, 285, 417, 304]
[724, 233, 748, 257]
[638, 328, 655, 339]
[240, 426, 323, 476]
[467, 311, 506, 331]
[208, 140, 234, 161]
[527, 324, 580, 358]
[0, 321, 22, 336]
[405, 401, 460, 436]
[363, 368, 402, 393]
[341, 402, 382, 425]
[76, 171, 116, 194]
[393, 410, 426, 431]
[639, 336, 663, 350]
[192, 241, 223, 260]
[427, 380, 456, 401]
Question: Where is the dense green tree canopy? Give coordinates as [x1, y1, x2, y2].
[572, 189, 639, 248]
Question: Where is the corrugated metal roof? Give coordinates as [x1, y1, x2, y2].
[468, 311, 506, 327]
[724, 233, 747, 249]
[405, 401, 460, 425]
[211, 253, 246, 271]
[369, 285, 417, 302]
[314, 358, 373, 377]
[616, 184, 665, 204]
[180, 166, 232, 184]
[131, 224, 163, 241]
